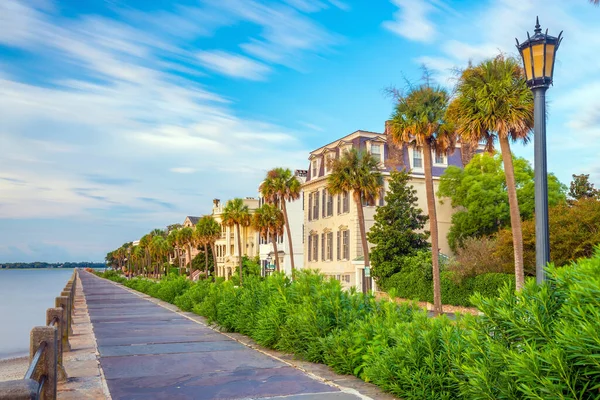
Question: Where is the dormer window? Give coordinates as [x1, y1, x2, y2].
[434, 151, 447, 165]
[413, 148, 423, 169]
[371, 144, 381, 162]
[311, 159, 319, 178]
[324, 152, 336, 174]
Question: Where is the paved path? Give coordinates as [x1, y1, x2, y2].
[79, 273, 366, 400]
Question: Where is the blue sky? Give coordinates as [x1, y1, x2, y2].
[0, 0, 598, 263]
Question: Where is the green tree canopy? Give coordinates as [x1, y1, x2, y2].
[569, 173, 599, 201]
[367, 170, 430, 282]
[438, 152, 566, 251]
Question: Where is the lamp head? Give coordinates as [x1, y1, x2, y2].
[515, 17, 563, 89]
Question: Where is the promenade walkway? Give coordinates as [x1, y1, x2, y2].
[79, 272, 375, 400]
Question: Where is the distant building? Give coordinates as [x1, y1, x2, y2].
[302, 125, 474, 292]
[258, 170, 306, 276]
[211, 198, 260, 279]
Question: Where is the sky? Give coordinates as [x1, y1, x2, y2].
[0, 0, 598, 263]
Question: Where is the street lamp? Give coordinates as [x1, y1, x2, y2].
[266, 254, 272, 276]
[516, 17, 562, 284]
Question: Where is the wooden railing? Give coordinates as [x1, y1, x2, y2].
[0, 270, 78, 400]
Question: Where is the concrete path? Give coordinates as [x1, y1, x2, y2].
[79, 273, 369, 400]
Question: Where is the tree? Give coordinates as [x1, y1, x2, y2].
[327, 148, 383, 293]
[195, 216, 221, 279]
[167, 229, 183, 274]
[389, 84, 455, 315]
[179, 227, 194, 274]
[259, 168, 302, 274]
[447, 54, 534, 291]
[221, 198, 251, 285]
[569, 174, 599, 201]
[494, 197, 600, 274]
[367, 170, 430, 282]
[438, 152, 567, 251]
[252, 203, 285, 272]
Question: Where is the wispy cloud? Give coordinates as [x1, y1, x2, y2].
[170, 167, 196, 174]
[138, 197, 177, 210]
[383, 0, 438, 43]
[197, 50, 272, 80]
[84, 175, 139, 186]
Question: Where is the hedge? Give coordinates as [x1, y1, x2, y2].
[382, 269, 514, 307]
[98, 250, 600, 399]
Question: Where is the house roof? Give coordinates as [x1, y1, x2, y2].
[186, 216, 200, 225]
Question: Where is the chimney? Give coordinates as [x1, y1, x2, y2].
[213, 198, 220, 207]
[384, 120, 392, 136]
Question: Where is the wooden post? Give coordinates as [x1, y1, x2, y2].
[46, 308, 67, 381]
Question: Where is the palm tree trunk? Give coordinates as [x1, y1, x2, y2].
[272, 236, 281, 272]
[281, 201, 295, 274]
[187, 244, 192, 276]
[236, 224, 243, 285]
[204, 243, 209, 280]
[499, 136, 525, 290]
[423, 141, 442, 316]
[353, 191, 371, 293]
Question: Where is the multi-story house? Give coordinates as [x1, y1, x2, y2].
[303, 125, 474, 292]
[182, 216, 200, 266]
[211, 198, 260, 278]
[258, 170, 306, 276]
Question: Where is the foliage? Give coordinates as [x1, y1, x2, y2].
[438, 152, 566, 251]
[569, 173, 599, 201]
[191, 250, 214, 274]
[368, 170, 430, 281]
[448, 236, 511, 282]
[221, 198, 252, 284]
[380, 250, 514, 307]
[327, 148, 384, 203]
[99, 250, 600, 399]
[495, 197, 600, 275]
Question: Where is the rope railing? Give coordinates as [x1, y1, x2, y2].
[0, 269, 78, 400]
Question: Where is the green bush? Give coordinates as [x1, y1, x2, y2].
[381, 251, 514, 307]
[97, 250, 600, 399]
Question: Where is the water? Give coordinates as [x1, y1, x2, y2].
[0, 269, 77, 359]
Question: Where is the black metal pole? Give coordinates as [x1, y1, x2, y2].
[534, 86, 550, 284]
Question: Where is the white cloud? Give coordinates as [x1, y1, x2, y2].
[170, 167, 196, 174]
[197, 50, 271, 80]
[383, 0, 437, 43]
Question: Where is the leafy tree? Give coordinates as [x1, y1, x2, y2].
[569, 173, 599, 201]
[195, 216, 221, 278]
[259, 168, 302, 273]
[252, 203, 285, 272]
[368, 170, 430, 282]
[221, 198, 251, 285]
[389, 84, 454, 315]
[327, 148, 383, 292]
[438, 152, 567, 251]
[495, 197, 600, 274]
[447, 54, 534, 290]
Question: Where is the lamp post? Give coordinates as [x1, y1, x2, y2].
[266, 254, 272, 276]
[516, 17, 562, 284]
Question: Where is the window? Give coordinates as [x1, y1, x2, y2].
[326, 190, 333, 217]
[337, 193, 341, 215]
[413, 148, 423, 169]
[313, 190, 319, 220]
[371, 144, 381, 162]
[378, 187, 385, 207]
[322, 190, 327, 218]
[308, 234, 312, 261]
[309, 233, 319, 261]
[321, 233, 325, 261]
[342, 230, 350, 260]
[308, 192, 313, 221]
[342, 274, 350, 283]
[326, 232, 333, 261]
[221, 225, 226, 238]
[324, 153, 336, 174]
[337, 231, 341, 260]
[311, 159, 319, 178]
[434, 151, 445, 164]
[343, 191, 349, 213]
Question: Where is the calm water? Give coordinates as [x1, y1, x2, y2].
[0, 269, 78, 359]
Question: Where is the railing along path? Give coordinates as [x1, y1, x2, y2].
[0, 270, 78, 400]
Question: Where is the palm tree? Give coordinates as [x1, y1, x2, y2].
[139, 234, 152, 277]
[327, 148, 384, 293]
[389, 84, 455, 315]
[179, 227, 194, 275]
[252, 203, 285, 272]
[259, 168, 302, 274]
[167, 229, 181, 272]
[447, 55, 533, 290]
[196, 216, 221, 279]
[221, 198, 251, 285]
